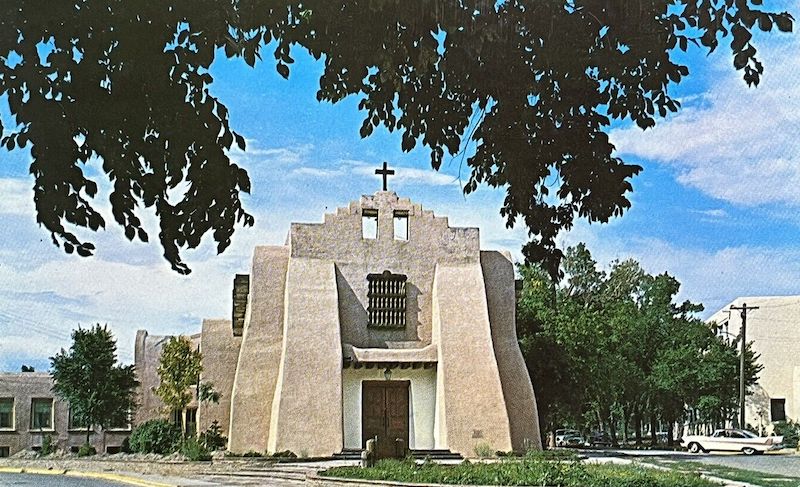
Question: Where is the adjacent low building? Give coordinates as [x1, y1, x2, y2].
[0, 371, 130, 457]
[707, 296, 800, 431]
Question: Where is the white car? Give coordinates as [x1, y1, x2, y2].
[681, 428, 783, 455]
[555, 429, 581, 447]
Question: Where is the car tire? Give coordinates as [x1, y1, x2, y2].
[742, 447, 756, 455]
[688, 442, 703, 454]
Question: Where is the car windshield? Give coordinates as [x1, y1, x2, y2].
[739, 430, 759, 438]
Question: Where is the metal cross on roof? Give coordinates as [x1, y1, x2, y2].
[375, 161, 395, 191]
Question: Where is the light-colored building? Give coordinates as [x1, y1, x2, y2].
[707, 296, 800, 431]
[136, 189, 541, 458]
[0, 371, 130, 457]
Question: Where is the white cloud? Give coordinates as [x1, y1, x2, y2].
[0, 178, 34, 215]
[691, 208, 728, 219]
[228, 142, 312, 167]
[349, 161, 459, 187]
[560, 223, 800, 319]
[610, 33, 800, 207]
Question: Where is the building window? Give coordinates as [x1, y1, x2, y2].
[367, 271, 407, 328]
[108, 410, 132, 431]
[171, 409, 182, 428]
[30, 398, 53, 430]
[771, 398, 786, 422]
[362, 209, 378, 239]
[0, 446, 9, 458]
[185, 407, 197, 436]
[0, 398, 13, 430]
[393, 211, 408, 241]
[68, 408, 88, 430]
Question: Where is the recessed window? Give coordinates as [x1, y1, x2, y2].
[367, 271, 407, 328]
[185, 407, 198, 436]
[0, 446, 9, 458]
[0, 398, 13, 429]
[68, 408, 88, 430]
[393, 211, 408, 241]
[30, 398, 53, 430]
[362, 209, 378, 239]
[771, 398, 786, 422]
[108, 410, 132, 431]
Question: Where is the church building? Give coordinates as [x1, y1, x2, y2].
[135, 172, 541, 458]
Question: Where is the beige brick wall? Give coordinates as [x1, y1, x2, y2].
[0, 372, 129, 456]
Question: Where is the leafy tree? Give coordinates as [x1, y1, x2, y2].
[50, 324, 139, 445]
[518, 243, 763, 446]
[155, 336, 203, 417]
[0, 2, 792, 275]
[155, 335, 218, 434]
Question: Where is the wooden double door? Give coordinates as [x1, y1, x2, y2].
[362, 380, 410, 459]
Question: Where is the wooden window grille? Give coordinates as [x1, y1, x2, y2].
[367, 271, 407, 328]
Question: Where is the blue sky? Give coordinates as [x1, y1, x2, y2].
[1, 5, 798, 371]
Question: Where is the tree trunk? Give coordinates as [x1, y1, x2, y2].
[86, 424, 91, 445]
[621, 406, 630, 444]
[634, 405, 643, 445]
[607, 410, 618, 447]
[667, 421, 675, 447]
[650, 414, 658, 445]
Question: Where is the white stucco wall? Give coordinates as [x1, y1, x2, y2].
[707, 296, 800, 427]
[342, 367, 437, 450]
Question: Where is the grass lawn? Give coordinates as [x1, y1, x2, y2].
[321, 454, 718, 487]
[640, 458, 800, 487]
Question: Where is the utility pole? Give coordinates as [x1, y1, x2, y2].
[730, 302, 759, 429]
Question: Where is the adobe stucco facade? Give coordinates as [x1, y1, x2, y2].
[707, 296, 800, 430]
[136, 190, 541, 457]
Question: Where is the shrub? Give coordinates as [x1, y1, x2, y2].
[773, 420, 800, 448]
[271, 449, 298, 458]
[199, 420, 227, 451]
[129, 418, 182, 454]
[242, 450, 263, 457]
[473, 442, 494, 458]
[78, 443, 97, 457]
[120, 437, 131, 453]
[39, 434, 54, 456]
[180, 437, 211, 461]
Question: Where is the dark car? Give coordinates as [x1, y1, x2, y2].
[586, 431, 612, 447]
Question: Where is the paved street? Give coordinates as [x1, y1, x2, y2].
[0, 473, 127, 486]
[586, 449, 800, 478]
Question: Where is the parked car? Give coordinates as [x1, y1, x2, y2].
[586, 431, 612, 447]
[563, 433, 585, 447]
[555, 429, 581, 447]
[681, 429, 783, 455]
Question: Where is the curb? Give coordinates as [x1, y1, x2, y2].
[0, 466, 174, 487]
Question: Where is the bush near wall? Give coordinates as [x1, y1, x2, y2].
[129, 419, 182, 454]
[322, 457, 716, 487]
[773, 421, 800, 448]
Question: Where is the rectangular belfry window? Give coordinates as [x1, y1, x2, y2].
[367, 271, 407, 328]
[362, 209, 378, 239]
[393, 211, 408, 240]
